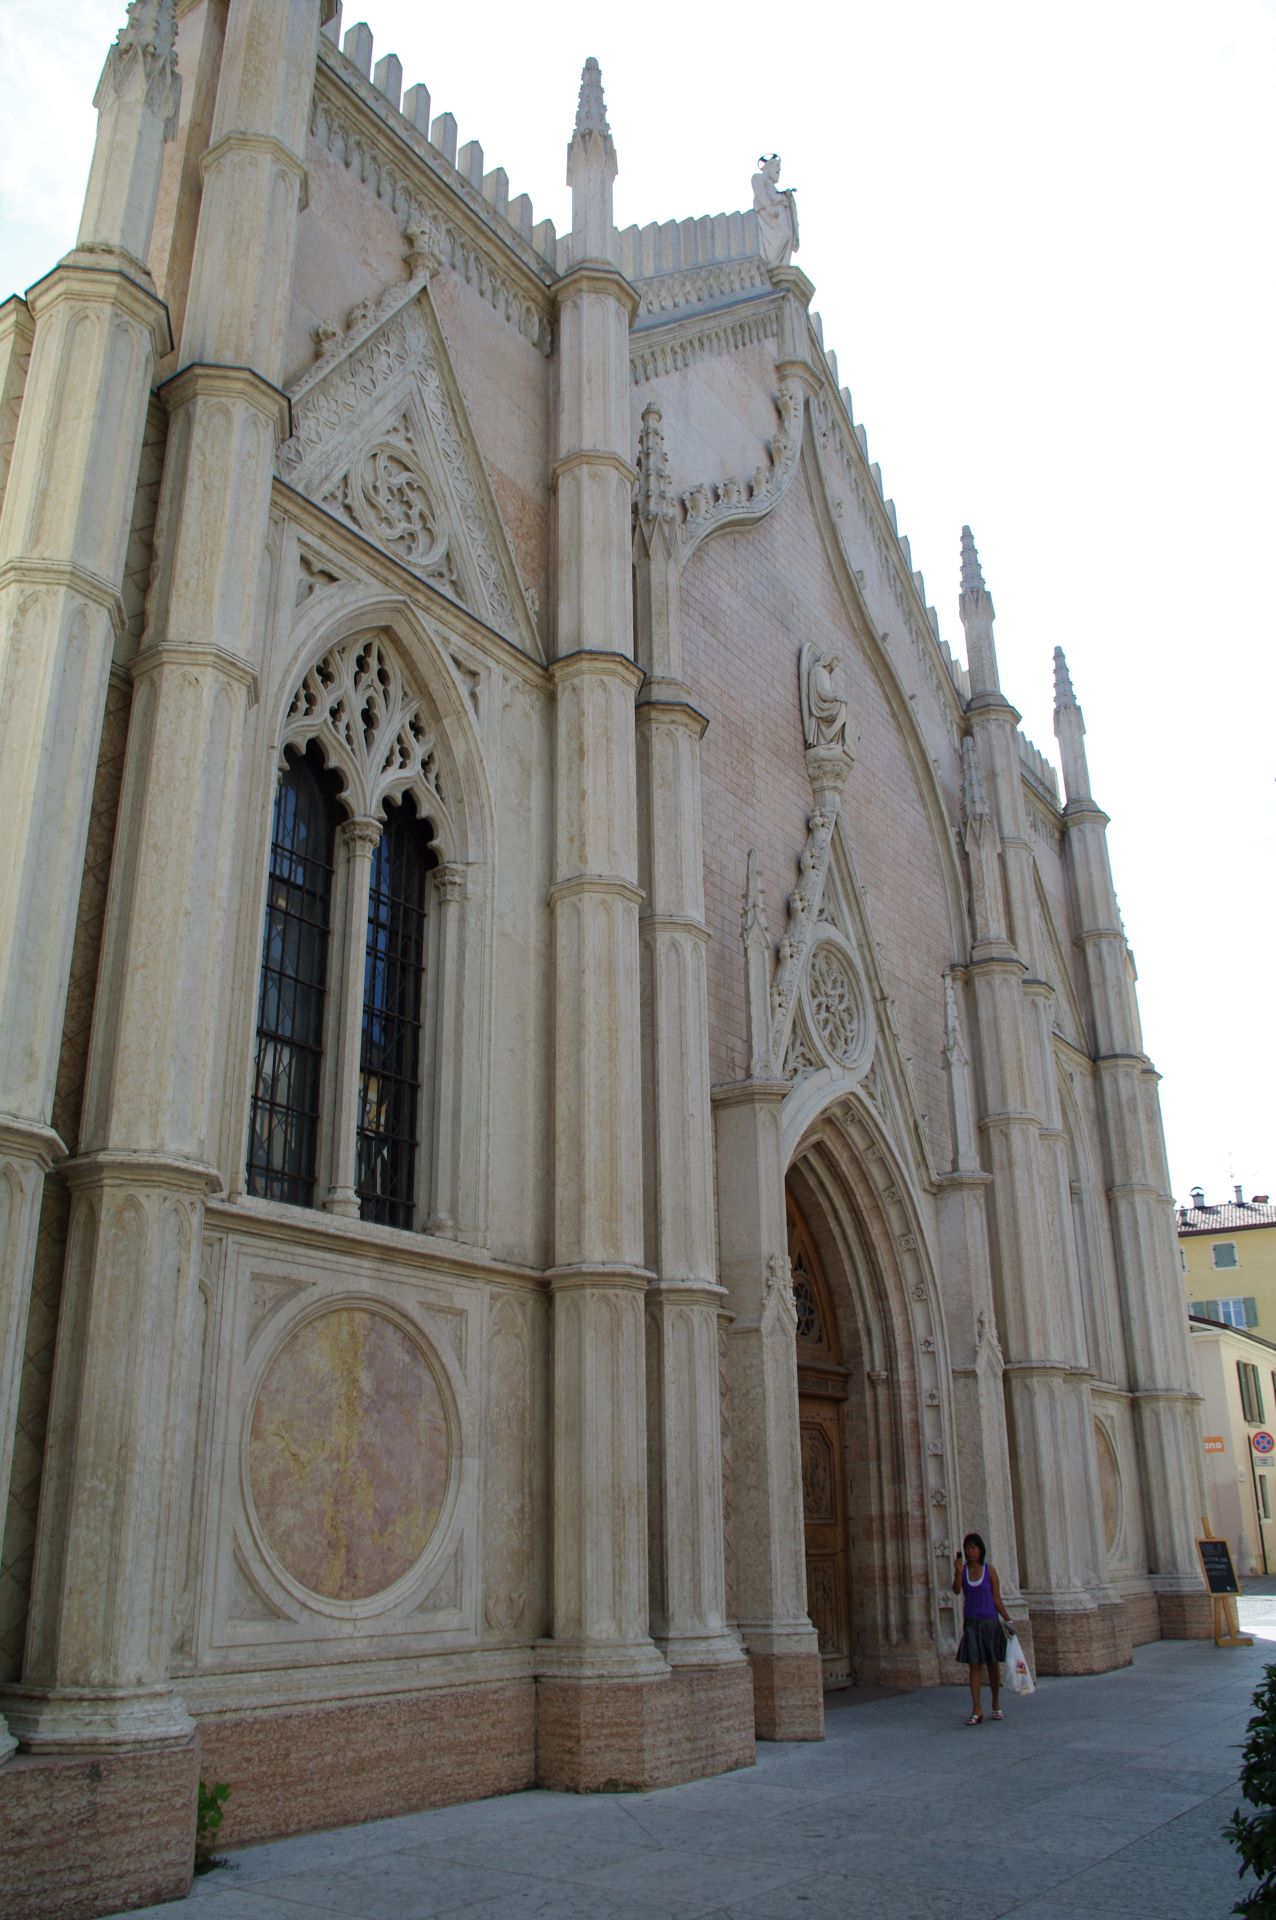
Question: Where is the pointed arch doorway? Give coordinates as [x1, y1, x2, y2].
[789, 1188, 854, 1688]
[785, 1123, 944, 1694]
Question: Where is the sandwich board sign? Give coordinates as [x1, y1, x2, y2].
[1196, 1526, 1251, 1648]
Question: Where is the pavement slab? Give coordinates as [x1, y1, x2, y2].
[96, 1608, 1276, 1920]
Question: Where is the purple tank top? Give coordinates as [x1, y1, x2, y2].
[962, 1564, 997, 1620]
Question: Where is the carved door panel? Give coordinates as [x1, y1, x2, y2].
[800, 1395, 851, 1687]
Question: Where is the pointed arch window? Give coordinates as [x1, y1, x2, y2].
[358, 799, 434, 1227]
[247, 633, 450, 1232]
[247, 745, 341, 1205]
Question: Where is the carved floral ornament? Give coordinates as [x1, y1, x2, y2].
[281, 632, 451, 836]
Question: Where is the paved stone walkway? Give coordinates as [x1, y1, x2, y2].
[106, 1607, 1276, 1920]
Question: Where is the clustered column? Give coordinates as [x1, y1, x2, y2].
[538, 60, 667, 1789]
[1053, 649, 1210, 1633]
[4, 0, 325, 1754]
[633, 407, 751, 1753]
[0, 4, 178, 1764]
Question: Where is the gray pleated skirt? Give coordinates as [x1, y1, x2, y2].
[956, 1618, 1007, 1665]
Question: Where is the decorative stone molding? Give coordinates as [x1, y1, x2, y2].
[279, 290, 526, 645]
[281, 631, 449, 829]
[631, 304, 780, 385]
[310, 83, 553, 356]
[635, 256, 773, 322]
[680, 382, 804, 557]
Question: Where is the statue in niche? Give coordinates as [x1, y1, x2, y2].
[799, 642, 848, 752]
[752, 154, 799, 266]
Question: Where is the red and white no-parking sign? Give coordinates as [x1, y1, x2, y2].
[1253, 1430, 1275, 1456]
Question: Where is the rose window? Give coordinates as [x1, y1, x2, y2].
[809, 945, 860, 1065]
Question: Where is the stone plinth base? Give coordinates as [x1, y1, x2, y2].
[1123, 1589, 1163, 1647]
[0, 1736, 198, 1920]
[537, 1661, 752, 1792]
[536, 1672, 669, 1792]
[200, 1680, 535, 1846]
[748, 1650, 824, 1741]
[1157, 1590, 1215, 1639]
[1030, 1601, 1133, 1675]
[854, 1645, 942, 1689]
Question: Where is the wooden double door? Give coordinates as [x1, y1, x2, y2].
[789, 1192, 853, 1688]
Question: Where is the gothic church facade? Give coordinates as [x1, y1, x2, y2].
[0, 4, 1210, 1912]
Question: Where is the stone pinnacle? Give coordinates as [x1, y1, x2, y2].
[1053, 645, 1078, 710]
[960, 525, 985, 599]
[575, 57, 609, 136]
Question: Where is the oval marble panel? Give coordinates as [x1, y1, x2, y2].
[249, 1307, 449, 1602]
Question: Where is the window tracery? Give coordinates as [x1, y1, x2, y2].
[250, 633, 448, 1232]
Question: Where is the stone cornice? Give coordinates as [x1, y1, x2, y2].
[633, 256, 774, 326]
[548, 874, 645, 910]
[160, 361, 291, 437]
[710, 1077, 789, 1109]
[62, 1150, 222, 1195]
[130, 642, 259, 704]
[311, 52, 554, 355]
[545, 1263, 654, 1291]
[0, 1115, 66, 1169]
[553, 260, 641, 320]
[549, 649, 645, 693]
[551, 448, 637, 489]
[207, 1192, 542, 1287]
[630, 298, 781, 386]
[200, 130, 307, 192]
[24, 257, 171, 355]
[0, 557, 127, 636]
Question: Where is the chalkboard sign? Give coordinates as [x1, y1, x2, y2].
[1198, 1538, 1240, 1595]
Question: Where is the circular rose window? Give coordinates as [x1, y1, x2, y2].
[248, 1307, 450, 1602]
[808, 944, 862, 1066]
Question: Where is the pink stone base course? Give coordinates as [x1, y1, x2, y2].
[199, 1679, 536, 1846]
[0, 1735, 199, 1920]
[1124, 1589, 1163, 1647]
[1030, 1601, 1134, 1676]
[748, 1650, 824, 1740]
[537, 1660, 755, 1792]
[1157, 1590, 1216, 1639]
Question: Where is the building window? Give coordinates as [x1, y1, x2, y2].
[1238, 1361, 1265, 1425]
[247, 747, 340, 1205]
[249, 633, 447, 1230]
[357, 799, 432, 1228]
[1220, 1296, 1258, 1329]
[1214, 1242, 1239, 1270]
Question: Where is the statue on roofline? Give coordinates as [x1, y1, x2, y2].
[753, 153, 799, 267]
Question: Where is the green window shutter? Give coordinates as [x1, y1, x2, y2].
[1246, 1297, 1259, 1327]
[1190, 1299, 1206, 1317]
[1207, 1299, 1221, 1321]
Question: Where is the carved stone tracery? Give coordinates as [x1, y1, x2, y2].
[282, 632, 447, 828]
[808, 945, 860, 1066]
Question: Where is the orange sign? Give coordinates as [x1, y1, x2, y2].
[1204, 1436, 1226, 1453]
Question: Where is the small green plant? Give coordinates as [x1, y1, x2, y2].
[194, 1779, 231, 1876]
[1226, 1664, 1276, 1917]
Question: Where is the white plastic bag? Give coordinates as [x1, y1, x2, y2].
[1003, 1632, 1035, 1696]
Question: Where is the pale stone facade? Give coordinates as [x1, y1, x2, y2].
[0, 5, 1211, 1914]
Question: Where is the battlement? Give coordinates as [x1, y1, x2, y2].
[1018, 731, 1061, 803]
[323, 7, 559, 269]
[614, 213, 762, 281]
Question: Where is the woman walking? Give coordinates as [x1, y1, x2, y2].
[952, 1532, 1014, 1724]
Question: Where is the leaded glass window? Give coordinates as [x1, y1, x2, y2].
[247, 747, 340, 1204]
[357, 798, 435, 1227]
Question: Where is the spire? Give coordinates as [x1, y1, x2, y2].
[636, 403, 675, 530]
[566, 56, 618, 264]
[961, 735, 990, 826]
[574, 56, 610, 136]
[75, 0, 180, 269]
[958, 524, 1000, 698]
[1052, 646, 1092, 803]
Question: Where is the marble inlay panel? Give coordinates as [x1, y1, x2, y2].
[249, 1307, 449, 1601]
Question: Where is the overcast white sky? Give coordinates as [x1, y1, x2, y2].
[2, 0, 1273, 1206]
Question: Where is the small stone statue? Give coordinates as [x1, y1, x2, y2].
[752, 154, 799, 267]
[799, 642, 848, 752]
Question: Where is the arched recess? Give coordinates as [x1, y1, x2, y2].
[785, 1092, 956, 1688]
[231, 590, 496, 1243]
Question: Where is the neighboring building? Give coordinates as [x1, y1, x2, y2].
[0, 4, 1212, 1913]
[1189, 1313, 1276, 1579]
[1180, 1186, 1276, 1334]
